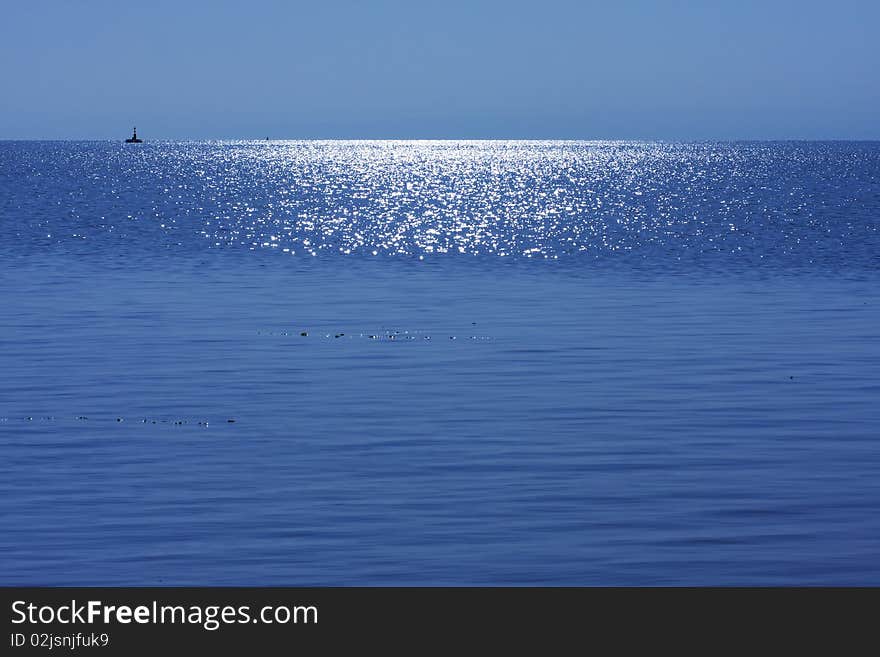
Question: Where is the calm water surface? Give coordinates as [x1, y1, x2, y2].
[1, 141, 878, 584]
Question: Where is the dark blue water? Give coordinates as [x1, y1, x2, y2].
[1, 141, 879, 585]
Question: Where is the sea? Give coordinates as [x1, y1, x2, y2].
[1, 140, 878, 585]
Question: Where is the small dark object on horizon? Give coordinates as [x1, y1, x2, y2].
[124, 126, 143, 143]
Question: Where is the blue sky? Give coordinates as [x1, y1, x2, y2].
[1, 0, 877, 139]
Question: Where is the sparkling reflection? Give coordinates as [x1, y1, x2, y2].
[3, 140, 878, 270]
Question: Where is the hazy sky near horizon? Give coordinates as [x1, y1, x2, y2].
[1, 0, 878, 139]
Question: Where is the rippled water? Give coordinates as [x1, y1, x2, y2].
[1, 141, 879, 584]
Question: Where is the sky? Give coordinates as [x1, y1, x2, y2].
[1, 0, 878, 139]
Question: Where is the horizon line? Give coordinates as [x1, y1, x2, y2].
[3, 136, 880, 142]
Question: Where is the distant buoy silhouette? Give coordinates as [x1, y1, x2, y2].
[124, 126, 143, 143]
